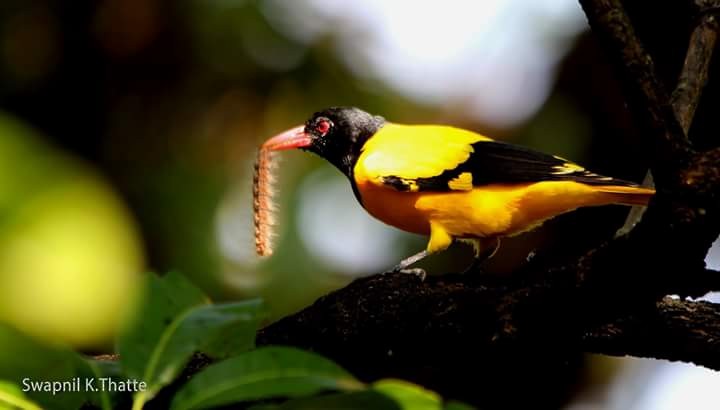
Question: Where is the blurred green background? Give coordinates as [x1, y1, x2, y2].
[0, 0, 718, 409]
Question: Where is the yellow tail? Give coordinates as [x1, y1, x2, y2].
[594, 186, 655, 206]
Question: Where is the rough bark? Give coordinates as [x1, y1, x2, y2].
[257, 274, 720, 372]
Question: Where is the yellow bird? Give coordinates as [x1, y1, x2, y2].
[262, 107, 654, 274]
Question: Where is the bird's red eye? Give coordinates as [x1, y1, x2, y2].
[315, 118, 331, 136]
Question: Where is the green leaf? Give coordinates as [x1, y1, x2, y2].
[136, 300, 266, 406]
[372, 379, 442, 410]
[0, 381, 42, 410]
[118, 272, 206, 404]
[251, 391, 401, 410]
[195, 299, 266, 360]
[118, 272, 208, 378]
[118, 274, 265, 409]
[0, 325, 86, 409]
[170, 346, 364, 410]
[250, 380, 473, 410]
[77, 358, 124, 410]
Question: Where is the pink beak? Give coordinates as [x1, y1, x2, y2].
[262, 125, 312, 151]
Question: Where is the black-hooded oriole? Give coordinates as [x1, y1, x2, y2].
[262, 107, 654, 274]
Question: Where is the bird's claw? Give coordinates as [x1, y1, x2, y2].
[392, 267, 427, 281]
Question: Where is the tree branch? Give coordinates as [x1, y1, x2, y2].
[672, 12, 719, 132]
[583, 297, 720, 369]
[578, 0, 693, 184]
[257, 272, 720, 374]
[618, 7, 718, 235]
[576, 0, 720, 298]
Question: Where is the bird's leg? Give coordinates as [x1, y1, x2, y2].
[461, 238, 501, 274]
[383, 222, 451, 280]
[384, 250, 429, 280]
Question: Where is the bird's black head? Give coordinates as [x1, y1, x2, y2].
[262, 107, 384, 177]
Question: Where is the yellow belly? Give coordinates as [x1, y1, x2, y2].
[356, 180, 621, 239]
[356, 181, 430, 235]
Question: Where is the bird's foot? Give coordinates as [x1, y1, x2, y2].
[382, 250, 429, 280]
[399, 267, 427, 281]
[384, 267, 427, 281]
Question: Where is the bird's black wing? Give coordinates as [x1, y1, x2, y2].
[381, 140, 638, 192]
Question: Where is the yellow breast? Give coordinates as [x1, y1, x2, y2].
[354, 180, 520, 239]
[355, 180, 430, 235]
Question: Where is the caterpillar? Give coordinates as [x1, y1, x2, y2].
[252, 147, 277, 256]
